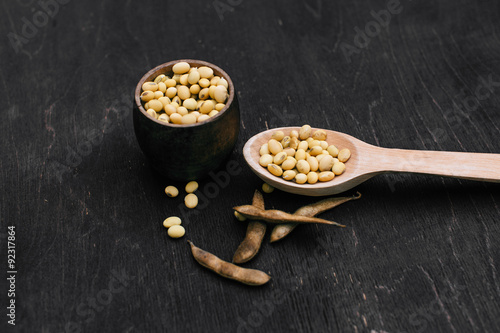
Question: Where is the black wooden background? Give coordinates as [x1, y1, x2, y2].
[1, 0, 499, 332]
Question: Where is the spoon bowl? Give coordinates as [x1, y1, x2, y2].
[243, 127, 500, 196]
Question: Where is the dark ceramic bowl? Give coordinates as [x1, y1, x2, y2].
[133, 59, 240, 181]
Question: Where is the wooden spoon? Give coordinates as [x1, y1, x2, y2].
[243, 127, 500, 196]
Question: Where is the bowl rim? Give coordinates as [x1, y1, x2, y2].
[134, 59, 235, 128]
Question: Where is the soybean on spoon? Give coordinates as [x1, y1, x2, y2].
[243, 127, 500, 196]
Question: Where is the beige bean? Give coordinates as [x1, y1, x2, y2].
[267, 164, 283, 177]
[308, 140, 321, 149]
[183, 98, 197, 111]
[290, 130, 299, 138]
[173, 62, 190, 74]
[327, 145, 339, 157]
[298, 140, 309, 151]
[163, 216, 181, 228]
[147, 109, 158, 119]
[281, 156, 296, 170]
[154, 74, 166, 84]
[307, 156, 319, 172]
[188, 70, 200, 85]
[338, 148, 351, 162]
[319, 155, 335, 172]
[181, 114, 197, 124]
[282, 169, 297, 180]
[281, 136, 291, 148]
[158, 114, 169, 122]
[214, 86, 228, 103]
[289, 137, 299, 149]
[208, 85, 217, 99]
[180, 74, 189, 85]
[210, 76, 220, 85]
[166, 87, 177, 98]
[295, 173, 307, 184]
[140, 91, 155, 102]
[218, 78, 229, 89]
[190, 84, 201, 94]
[177, 107, 188, 116]
[172, 96, 181, 105]
[332, 161, 346, 175]
[215, 103, 225, 111]
[309, 146, 323, 156]
[185, 181, 199, 193]
[318, 171, 335, 182]
[283, 147, 296, 156]
[142, 82, 158, 92]
[307, 172, 319, 184]
[312, 130, 327, 141]
[319, 141, 328, 150]
[164, 104, 177, 115]
[197, 114, 210, 122]
[262, 183, 274, 193]
[170, 113, 183, 124]
[165, 79, 176, 88]
[185, 193, 198, 208]
[158, 96, 171, 106]
[268, 139, 283, 155]
[200, 100, 215, 114]
[198, 66, 214, 78]
[296, 160, 311, 174]
[208, 110, 219, 117]
[165, 186, 179, 197]
[259, 154, 273, 167]
[295, 148, 306, 161]
[299, 125, 312, 140]
[273, 152, 287, 165]
[158, 82, 167, 93]
[272, 131, 285, 141]
[260, 143, 270, 156]
[168, 225, 185, 238]
[198, 88, 209, 100]
[177, 86, 190, 100]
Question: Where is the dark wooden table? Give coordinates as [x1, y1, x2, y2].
[1, 0, 499, 332]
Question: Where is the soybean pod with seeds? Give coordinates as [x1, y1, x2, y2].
[188, 241, 271, 286]
[270, 192, 362, 243]
[233, 190, 267, 264]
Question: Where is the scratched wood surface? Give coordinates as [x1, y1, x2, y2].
[1, 0, 499, 332]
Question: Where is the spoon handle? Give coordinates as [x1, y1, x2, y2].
[377, 148, 500, 182]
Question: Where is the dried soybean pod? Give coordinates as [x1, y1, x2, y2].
[270, 192, 362, 243]
[233, 205, 344, 226]
[233, 190, 267, 264]
[188, 241, 271, 286]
